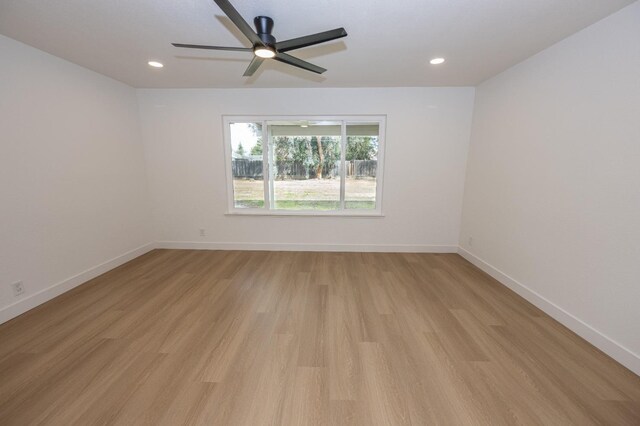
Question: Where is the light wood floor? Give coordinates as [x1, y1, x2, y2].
[1, 250, 639, 425]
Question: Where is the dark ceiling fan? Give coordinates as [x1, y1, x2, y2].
[172, 0, 347, 76]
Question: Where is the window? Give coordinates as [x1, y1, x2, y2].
[223, 116, 385, 216]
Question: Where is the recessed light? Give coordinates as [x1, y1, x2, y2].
[254, 47, 276, 59]
[148, 61, 164, 68]
[430, 57, 445, 65]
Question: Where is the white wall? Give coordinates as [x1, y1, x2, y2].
[0, 35, 154, 322]
[459, 2, 640, 374]
[138, 87, 475, 251]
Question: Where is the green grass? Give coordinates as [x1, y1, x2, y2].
[235, 200, 375, 210]
[233, 179, 377, 211]
[235, 200, 265, 208]
[345, 201, 376, 210]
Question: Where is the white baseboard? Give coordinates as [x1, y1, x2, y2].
[457, 247, 640, 376]
[0, 242, 156, 325]
[157, 241, 458, 253]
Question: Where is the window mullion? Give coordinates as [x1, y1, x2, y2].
[340, 120, 346, 210]
[261, 121, 270, 210]
[268, 124, 275, 209]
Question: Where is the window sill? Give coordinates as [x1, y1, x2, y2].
[225, 210, 385, 218]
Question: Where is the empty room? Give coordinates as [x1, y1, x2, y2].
[1, 0, 639, 424]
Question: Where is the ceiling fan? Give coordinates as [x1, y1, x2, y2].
[172, 0, 347, 76]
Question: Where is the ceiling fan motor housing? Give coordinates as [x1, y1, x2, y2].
[254, 16, 276, 46]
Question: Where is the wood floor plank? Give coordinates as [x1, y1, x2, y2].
[0, 249, 638, 425]
[281, 366, 328, 426]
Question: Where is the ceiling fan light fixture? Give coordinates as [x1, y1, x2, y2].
[172, 0, 347, 76]
[430, 57, 445, 65]
[148, 61, 164, 68]
[254, 47, 276, 58]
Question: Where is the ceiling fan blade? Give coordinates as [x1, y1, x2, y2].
[273, 52, 326, 74]
[213, 0, 263, 46]
[243, 56, 264, 76]
[275, 28, 347, 53]
[172, 43, 252, 52]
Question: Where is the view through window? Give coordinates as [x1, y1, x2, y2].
[225, 116, 384, 214]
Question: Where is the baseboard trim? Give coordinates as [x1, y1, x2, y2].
[0, 242, 156, 325]
[457, 247, 640, 376]
[157, 241, 458, 253]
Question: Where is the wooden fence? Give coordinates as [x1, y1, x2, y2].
[232, 159, 264, 179]
[232, 159, 377, 179]
[346, 160, 377, 178]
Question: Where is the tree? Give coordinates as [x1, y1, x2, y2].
[247, 123, 263, 156]
[269, 135, 341, 179]
[250, 139, 263, 156]
[235, 142, 246, 158]
[317, 136, 340, 178]
[273, 136, 292, 179]
[315, 135, 325, 179]
[346, 136, 377, 161]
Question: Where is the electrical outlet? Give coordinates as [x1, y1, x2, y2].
[199, 228, 206, 237]
[11, 281, 25, 297]
[468, 236, 473, 247]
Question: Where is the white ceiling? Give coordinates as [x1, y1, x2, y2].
[0, 0, 634, 88]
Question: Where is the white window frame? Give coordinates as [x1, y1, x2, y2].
[223, 115, 386, 217]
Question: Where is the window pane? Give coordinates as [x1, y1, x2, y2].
[345, 123, 379, 209]
[268, 121, 341, 210]
[230, 122, 264, 208]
